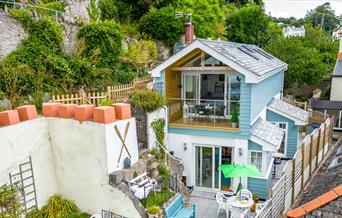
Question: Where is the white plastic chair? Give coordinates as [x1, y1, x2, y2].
[90, 214, 101, 218]
[237, 189, 252, 201]
[216, 192, 229, 218]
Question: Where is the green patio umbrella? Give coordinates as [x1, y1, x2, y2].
[221, 164, 263, 193]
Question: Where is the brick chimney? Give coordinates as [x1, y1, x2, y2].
[184, 22, 195, 45]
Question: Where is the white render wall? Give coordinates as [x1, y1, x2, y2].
[0, 117, 140, 217]
[168, 133, 248, 191]
[0, 118, 58, 207]
[330, 77, 342, 101]
[146, 107, 168, 149]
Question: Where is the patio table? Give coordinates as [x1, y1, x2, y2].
[227, 196, 254, 208]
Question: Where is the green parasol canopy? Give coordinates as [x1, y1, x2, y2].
[221, 164, 263, 178]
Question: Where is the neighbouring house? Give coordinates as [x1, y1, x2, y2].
[150, 32, 308, 199]
[287, 142, 342, 218]
[282, 26, 305, 38]
[332, 26, 342, 39]
[310, 32, 342, 131]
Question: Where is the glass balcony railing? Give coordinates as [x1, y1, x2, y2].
[168, 98, 239, 130]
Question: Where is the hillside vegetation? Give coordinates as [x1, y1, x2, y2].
[0, 0, 339, 107]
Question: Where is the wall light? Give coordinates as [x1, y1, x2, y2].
[183, 143, 188, 151]
[239, 148, 243, 156]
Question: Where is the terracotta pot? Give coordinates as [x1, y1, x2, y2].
[148, 213, 159, 218]
[232, 122, 237, 128]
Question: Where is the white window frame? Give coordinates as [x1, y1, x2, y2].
[272, 122, 288, 156]
[249, 150, 263, 173]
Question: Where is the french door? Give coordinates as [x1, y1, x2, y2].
[195, 146, 221, 189]
[182, 74, 200, 105]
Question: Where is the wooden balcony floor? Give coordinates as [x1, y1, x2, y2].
[169, 117, 239, 131]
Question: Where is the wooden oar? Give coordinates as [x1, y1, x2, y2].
[122, 122, 132, 158]
[115, 125, 125, 162]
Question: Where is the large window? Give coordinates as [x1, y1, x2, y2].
[250, 151, 263, 172]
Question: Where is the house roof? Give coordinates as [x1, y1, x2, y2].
[250, 118, 285, 151]
[267, 98, 309, 125]
[288, 143, 342, 218]
[150, 39, 288, 83]
[310, 99, 342, 110]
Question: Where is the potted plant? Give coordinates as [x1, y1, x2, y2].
[250, 194, 259, 212]
[147, 205, 161, 218]
[230, 110, 239, 128]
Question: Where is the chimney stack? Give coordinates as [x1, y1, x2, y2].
[184, 22, 195, 45]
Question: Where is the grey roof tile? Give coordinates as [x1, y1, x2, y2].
[198, 39, 287, 77]
[268, 98, 309, 123]
[251, 118, 285, 147]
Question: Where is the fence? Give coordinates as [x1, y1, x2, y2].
[256, 117, 334, 218]
[281, 96, 308, 111]
[51, 77, 152, 105]
[0, 0, 65, 22]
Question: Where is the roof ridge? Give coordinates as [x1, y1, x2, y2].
[287, 185, 342, 218]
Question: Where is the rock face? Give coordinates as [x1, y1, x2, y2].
[0, 12, 28, 58]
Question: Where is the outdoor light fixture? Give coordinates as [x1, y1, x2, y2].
[236, 76, 241, 82]
[183, 143, 188, 151]
[239, 148, 243, 156]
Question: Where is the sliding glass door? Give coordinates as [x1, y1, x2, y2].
[183, 74, 199, 105]
[195, 146, 221, 189]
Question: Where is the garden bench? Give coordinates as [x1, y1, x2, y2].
[165, 194, 196, 218]
[128, 172, 156, 199]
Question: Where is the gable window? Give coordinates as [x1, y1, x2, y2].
[250, 151, 262, 172]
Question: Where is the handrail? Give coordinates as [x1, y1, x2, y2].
[168, 97, 231, 102]
[0, 0, 65, 21]
[150, 133, 182, 163]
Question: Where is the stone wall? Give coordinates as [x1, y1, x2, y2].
[0, 11, 28, 58]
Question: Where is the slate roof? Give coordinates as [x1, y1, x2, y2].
[197, 39, 287, 77]
[310, 99, 342, 110]
[333, 59, 342, 76]
[268, 98, 309, 124]
[251, 118, 285, 147]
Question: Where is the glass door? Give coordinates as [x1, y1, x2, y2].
[195, 146, 221, 189]
[183, 74, 199, 105]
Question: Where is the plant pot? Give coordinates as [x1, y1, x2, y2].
[148, 213, 159, 218]
[232, 122, 237, 128]
[250, 203, 257, 212]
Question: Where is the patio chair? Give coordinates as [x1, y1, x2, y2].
[237, 189, 252, 201]
[216, 192, 229, 218]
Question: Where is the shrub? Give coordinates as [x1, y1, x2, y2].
[0, 185, 21, 217]
[139, 6, 183, 45]
[77, 20, 122, 67]
[9, 8, 34, 31]
[147, 205, 161, 215]
[99, 0, 118, 21]
[230, 109, 239, 123]
[151, 118, 165, 146]
[158, 165, 170, 178]
[99, 99, 113, 106]
[41, 195, 80, 218]
[130, 89, 165, 112]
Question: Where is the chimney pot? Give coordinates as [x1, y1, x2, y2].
[184, 23, 195, 45]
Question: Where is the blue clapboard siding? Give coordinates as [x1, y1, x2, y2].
[168, 75, 251, 139]
[248, 140, 262, 151]
[247, 177, 269, 200]
[250, 72, 284, 123]
[154, 70, 165, 96]
[266, 110, 299, 158]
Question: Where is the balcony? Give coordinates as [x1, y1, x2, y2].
[168, 98, 239, 131]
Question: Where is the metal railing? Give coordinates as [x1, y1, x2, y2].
[0, 0, 65, 22]
[167, 98, 239, 130]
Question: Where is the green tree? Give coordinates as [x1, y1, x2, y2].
[227, 0, 262, 8]
[225, 4, 281, 47]
[77, 20, 122, 67]
[139, 6, 183, 45]
[266, 37, 327, 89]
[87, 0, 101, 22]
[305, 2, 338, 32]
[178, 0, 227, 39]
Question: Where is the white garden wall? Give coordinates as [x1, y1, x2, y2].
[146, 107, 168, 149]
[0, 117, 140, 217]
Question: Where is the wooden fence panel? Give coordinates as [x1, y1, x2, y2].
[256, 200, 272, 218]
[271, 176, 286, 218]
[293, 150, 303, 200]
[310, 130, 319, 172]
[283, 161, 293, 212]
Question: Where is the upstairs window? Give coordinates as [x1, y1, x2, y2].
[250, 151, 262, 172]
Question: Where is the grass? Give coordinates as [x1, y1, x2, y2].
[140, 188, 175, 208]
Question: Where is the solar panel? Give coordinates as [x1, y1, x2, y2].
[237, 46, 259, 60]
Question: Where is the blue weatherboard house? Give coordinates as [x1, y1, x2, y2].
[150, 38, 308, 199]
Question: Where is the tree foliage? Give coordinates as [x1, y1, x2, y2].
[225, 4, 281, 47]
[266, 37, 327, 89]
[139, 6, 183, 45]
[305, 2, 339, 32]
[77, 20, 122, 67]
[178, 0, 227, 39]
